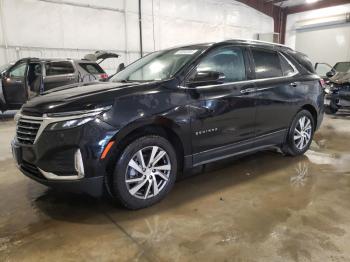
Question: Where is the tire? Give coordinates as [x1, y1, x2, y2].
[325, 105, 338, 115]
[112, 135, 177, 209]
[282, 110, 315, 156]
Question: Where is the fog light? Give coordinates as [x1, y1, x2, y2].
[74, 149, 85, 179]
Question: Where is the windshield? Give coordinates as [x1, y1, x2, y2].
[0, 63, 12, 74]
[334, 62, 350, 73]
[111, 48, 203, 82]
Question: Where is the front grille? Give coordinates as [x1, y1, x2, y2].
[16, 116, 43, 145]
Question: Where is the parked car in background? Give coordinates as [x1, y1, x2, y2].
[315, 61, 350, 114]
[0, 51, 119, 112]
[11, 40, 324, 209]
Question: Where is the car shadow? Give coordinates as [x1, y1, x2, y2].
[328, 110, 350, 119]
[31, 151, 310, 224]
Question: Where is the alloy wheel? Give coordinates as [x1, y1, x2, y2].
[125, 146, 171, 199]
[293, 116, 312, 150]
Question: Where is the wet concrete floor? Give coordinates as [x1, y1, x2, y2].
[1, 111, 350, 261]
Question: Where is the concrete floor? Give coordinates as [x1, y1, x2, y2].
[1, 111, 350, 262]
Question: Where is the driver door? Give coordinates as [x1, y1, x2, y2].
[2, 62, 28, 107]
[186, 45, 257, 166]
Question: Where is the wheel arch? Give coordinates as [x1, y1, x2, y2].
[104, 117, 187, 178]
[301, 104, 318, 130]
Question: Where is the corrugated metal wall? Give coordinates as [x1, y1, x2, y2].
[0, 0, 273, 74]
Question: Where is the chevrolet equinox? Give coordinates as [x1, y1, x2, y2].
[11, 40, 324, 209]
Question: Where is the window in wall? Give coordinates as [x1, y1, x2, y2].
[194, 47, 246, 83]
[45, 61, 75, 76]
[252, 49, 283, 79]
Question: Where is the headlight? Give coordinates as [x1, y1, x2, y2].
[47, 117, 94, 131]
[46, 106, 111, 131]
[46, 106, 111, 117]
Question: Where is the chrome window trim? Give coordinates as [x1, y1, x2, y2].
[178, 50, 300, 90]
[178, 74, 299, 90]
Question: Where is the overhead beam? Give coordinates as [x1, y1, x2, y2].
[286, 0, 350, 15]
[236, 0, 287, 44]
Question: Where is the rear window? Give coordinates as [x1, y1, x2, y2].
[334, 62, 350, 73]
[45, 61, 75, 76]
[252, 49, 283, 79]
[79, 63, 104, 74]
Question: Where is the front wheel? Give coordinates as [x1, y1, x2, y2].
[282, 110, 315, 156]
[112, 135, 177, 209]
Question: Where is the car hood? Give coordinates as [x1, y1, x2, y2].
[330, 72, 350, 84]
[21, 81, 156, 115]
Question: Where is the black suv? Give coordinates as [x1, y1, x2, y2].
[11, 40, 324, 209]
[0, 51, 119, 112]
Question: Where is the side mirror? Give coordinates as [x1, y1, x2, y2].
[116, 63, 125, 73]
[188, 71, 225, 87]
[326, 70, 335, 78]
[0, 71, 7, 79]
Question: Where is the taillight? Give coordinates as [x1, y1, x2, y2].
[319, 78, 326, 88]
[100, 73, 108, 79]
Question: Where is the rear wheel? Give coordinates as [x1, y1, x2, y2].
[112, 135, 177, 209]
[282, 110, 315, 156]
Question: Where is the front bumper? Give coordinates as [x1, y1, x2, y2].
[12, 139, 105, 196]
[11, 115, 118, 197]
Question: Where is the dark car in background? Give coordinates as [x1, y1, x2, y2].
[11, 40, 324, 209]
[315, 62, 350, 114]
[0, 51, 119, 112]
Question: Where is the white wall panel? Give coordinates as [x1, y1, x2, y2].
[0, 0, 274, 73]
[285, 4, 350, 49]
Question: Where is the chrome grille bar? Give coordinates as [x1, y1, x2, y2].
[16, 115, 43, 145]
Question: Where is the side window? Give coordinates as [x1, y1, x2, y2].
[8, 63, 27, 78]
[79, 63, 104, 74]
[252, 49, 283, 79]
[280, 54, 295, 76]
[45, 61, 75, 76]
[193, 47, 246, 84]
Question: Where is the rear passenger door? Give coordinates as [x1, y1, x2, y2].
[251, 48, 299, 145]
[43, 61, 77, 90]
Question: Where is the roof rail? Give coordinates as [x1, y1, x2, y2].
[222, 38, 292, 49]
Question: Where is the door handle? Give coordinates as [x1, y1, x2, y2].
[290, 82, 298, 87]
[240, 88, 256, 94]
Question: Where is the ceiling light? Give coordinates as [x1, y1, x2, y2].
[306, 0, 318, 4]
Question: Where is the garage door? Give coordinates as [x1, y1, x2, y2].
[296, 23, 350, 66]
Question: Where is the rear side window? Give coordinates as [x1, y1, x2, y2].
[79, 63, 104, 74]
[252, 49, 282, 79]
[45, 61, 75, 76]
[280, 54, 295, 76]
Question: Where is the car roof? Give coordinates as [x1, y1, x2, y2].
[158, 39, 293, 53]
[18, 57, 99, 64]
